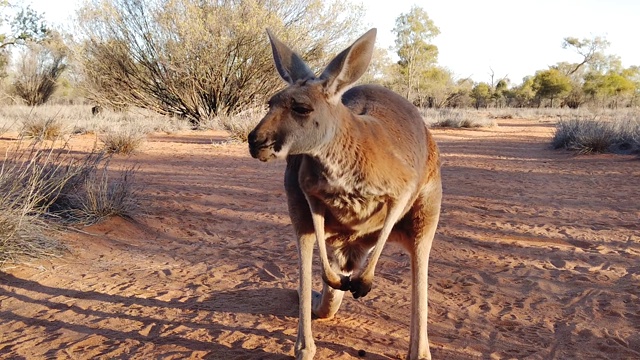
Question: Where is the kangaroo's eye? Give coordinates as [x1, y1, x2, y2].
[292, 105, 313, 115]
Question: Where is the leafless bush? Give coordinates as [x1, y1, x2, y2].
[11, 41, 67, 106]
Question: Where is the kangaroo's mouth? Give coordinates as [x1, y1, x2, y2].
[249, 139, 282, 162]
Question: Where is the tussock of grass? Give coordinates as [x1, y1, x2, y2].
[0, 210, 63, 265]
[552, 118, 640, 154]
[218, 107, 265, 142]
[52, 160, 139, 225]
[20, 117, 66, 140]
[422, 109, 496, 128]
[0, 105, 191, 135]
[0, 137, 140, 265]
[100, 128, 145, 154]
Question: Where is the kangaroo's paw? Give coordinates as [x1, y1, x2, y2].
[349, 277, 372, 299]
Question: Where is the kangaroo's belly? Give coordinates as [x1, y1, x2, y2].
[322, 191, 388, 235]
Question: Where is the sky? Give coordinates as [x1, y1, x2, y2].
[24, 0, 640, 85]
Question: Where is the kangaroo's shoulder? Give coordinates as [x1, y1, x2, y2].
[342, 84, 420, 119]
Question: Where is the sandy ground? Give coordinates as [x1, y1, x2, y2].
[1, 118, 639, 359]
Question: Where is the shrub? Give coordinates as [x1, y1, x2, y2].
[552, 118, 640, 154]
[100, 128, 145, 154]
[0, 138, 140, 264]
[423, 109, 496, 128]
[20, 117, 66, 140]
[218, 107, 265, 142]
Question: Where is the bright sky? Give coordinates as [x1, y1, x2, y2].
[26, 0, 640, 85]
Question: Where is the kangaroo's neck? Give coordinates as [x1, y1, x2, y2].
[310, 111, 369, 186]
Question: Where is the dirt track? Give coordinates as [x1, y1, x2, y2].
[1, 119, 639, 359]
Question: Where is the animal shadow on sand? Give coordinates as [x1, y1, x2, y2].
[0, 272, 391, 359]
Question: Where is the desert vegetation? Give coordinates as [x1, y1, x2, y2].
[0, 135, 138, 265]
[552, 115, 640, 154]
[0, 0, 637, 266]
[0, 2, 638, 359]
[0, 105, 164, 265]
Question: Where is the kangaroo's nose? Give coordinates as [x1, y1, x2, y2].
[248, 129, 258, 145]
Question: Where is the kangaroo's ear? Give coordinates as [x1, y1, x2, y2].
[320, 28, 376, 103]
[266, 29, 314, 84]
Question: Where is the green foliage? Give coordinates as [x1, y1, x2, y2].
[584, 69, 637, 108]
[503, 77, 535, 107]
[0, 3, 49, 49]
[532, 69, 572, 107]
[561, 36, 610, 75]
[357, 46, 392, 85]
[391, 6, 441, 103]
[393, 6, 440, 67]
[604, 72, 635, 96]
[502, 35, 638, 109]
[471, 82, 491, 109]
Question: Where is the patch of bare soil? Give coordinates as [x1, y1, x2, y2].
[1, 119, 639, 359]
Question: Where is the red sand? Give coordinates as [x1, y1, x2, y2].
[1, 118, 639, 359]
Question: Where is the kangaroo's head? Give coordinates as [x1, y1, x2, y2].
[248, 28, 376, 162]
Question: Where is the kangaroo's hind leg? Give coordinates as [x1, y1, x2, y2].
[312, 281, 345, 319]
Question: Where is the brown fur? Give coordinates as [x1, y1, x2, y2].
[248, 29, 442, 360]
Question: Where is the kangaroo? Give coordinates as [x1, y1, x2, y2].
[248, 28, 442, 360]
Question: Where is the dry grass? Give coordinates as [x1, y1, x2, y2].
[51, 159, 140, 225]
[20, 117, 67, 140]
[422, 108, 497, 128]
[552, 116, 640, 154]
[0, 105, 191, 135]
[100, 128, 145, 155]
[0, 135, 140, 265]
[217, 107, 265, 142]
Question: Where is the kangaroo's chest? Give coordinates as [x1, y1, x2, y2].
[299, 160, 389, 231]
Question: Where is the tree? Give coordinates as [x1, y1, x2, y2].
[492, 78, 508, 107]
[583, 67, 638, 108]
[0, 2, 50, 78]
[447, 78, 474, 108]
[470, 82, 491, 109]
[12, 34, 68, 105]
[357, 46, 392, 85]
[0, 2, 49, 49]
[504, 76, 535, 107]
[603, 71, 635, 108]
[392, 6, 440, 102]
[76, 0, 365, 128]
[621, 66, 640, 106]
[418, 66, 458, 108]
[532, 69, 572, 107]
[562, 36, 609, 76]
